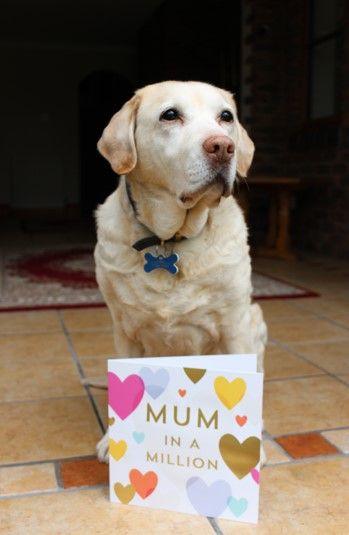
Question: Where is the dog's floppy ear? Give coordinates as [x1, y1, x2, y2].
[236, 121, 255, 177]
[97, 94, 140, 175]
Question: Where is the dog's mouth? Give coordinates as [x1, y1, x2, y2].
[214, 173, 231, 197]
[178, 173, 232, 208]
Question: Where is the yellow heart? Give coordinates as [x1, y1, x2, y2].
[109, 439, 127, 461]
[214, 377, 246, 409]
[114, 483, 135, 504]
[108, 417, 115, 426]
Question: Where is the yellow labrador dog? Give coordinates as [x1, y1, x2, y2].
[95, 81, 267, 462]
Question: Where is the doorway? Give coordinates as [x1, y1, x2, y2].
[79, 71, 134, 217]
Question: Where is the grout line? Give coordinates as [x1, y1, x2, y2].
[58, 311, 106, 434]
[265, 373, 325, 383]
[0, 394, 91, 405]
[269, 337, 349, 389]
[207, 517, 224, 535]
[263, 430, 293, 461]
[62, 328, 113, 334]
[265, 451, 349, 466]
[290, 300, 349, 331]
[265, 439, 294, 462]
[271, 425, 349, 439]
[0, 455, 98, 470]
[0, 327, 113, 336]
[0, 483, 108, 501]
[0, 329, 63, 336]
[54, 461, 63, 489]
[269, 335, 349, 347]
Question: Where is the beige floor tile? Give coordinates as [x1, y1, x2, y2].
[264, 376, 349, 436]
[337, 374, 349, 385]
[0, 355, 84, 402]
[62, 308, 112, 332]
[258, 300, 309, 322]
[265, 345, 321, 380]
[331, 314, 349, 329]
[0, 311, 61, 335]
[264, 440, 289, 465]
[0, 397, 102, 464]
[297, 297, 349, 317]
[80, 356, 108, 380]
[0, 332, 70, 361]
[321, 429, 349, 454]
[293, 340, 349, 375]
[93, 391, 108, 428]
[268, 317, 347, 344]
[0, 487, 214, 535]
[0, 464, 57, 496]
[69, 331, 116, 357]
[218, 457, 349, 534]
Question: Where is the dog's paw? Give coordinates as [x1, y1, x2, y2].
[96, 433, 109, 463]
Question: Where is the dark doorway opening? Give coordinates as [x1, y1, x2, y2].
[79, 71, 134, 217]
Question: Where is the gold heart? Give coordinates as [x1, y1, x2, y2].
[184, 368, 206, 383]
[214, 377, 246, 409]
[108, 417, 115, 426]
[109, 439, 127, 461]
[114, 483, 135, 504]
[219, 434, 260, 479]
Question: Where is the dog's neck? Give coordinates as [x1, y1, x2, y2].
[122, 176, 214, 241]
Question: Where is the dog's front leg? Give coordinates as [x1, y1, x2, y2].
[97, 317, 144, 463]
[221, 303, 267, 466]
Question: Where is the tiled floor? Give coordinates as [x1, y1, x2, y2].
[0, 256, 348, 534]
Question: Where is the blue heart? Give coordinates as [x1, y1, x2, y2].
[227, 496, 248, 517]
[132, 431, 145, 444]
[139, 367, 170, 399]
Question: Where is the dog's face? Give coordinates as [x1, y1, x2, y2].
[98, 81, 254, 209]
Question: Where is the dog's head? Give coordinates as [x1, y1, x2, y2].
[98, 81, 254, 208]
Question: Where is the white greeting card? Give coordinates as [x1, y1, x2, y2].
[108, 354, 263, 524]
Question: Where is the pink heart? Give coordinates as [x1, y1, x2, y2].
[108, 372, 145, 420]
[250, 468, 260, 484]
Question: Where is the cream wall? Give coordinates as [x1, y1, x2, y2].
[0, 43, 136, 209]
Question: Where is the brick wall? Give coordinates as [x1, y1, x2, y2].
[244, 0, 349, 257]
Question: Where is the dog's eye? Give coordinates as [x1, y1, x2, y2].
[220, 110, 234, 122]
[160, 108, 180, 121]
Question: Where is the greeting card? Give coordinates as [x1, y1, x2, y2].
[108, 354, 263, 524]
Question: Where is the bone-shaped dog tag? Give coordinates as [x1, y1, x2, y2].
[143, 253, 179, 275]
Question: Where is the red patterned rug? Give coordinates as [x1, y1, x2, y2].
[0, 247, 318, 312]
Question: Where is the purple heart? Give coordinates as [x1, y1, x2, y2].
[139, 367, 170, 399]
[108, 372, 144, 420]
[186, 477, 231, 517]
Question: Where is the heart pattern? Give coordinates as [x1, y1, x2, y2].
[139, 367, 169, 399]
[114, 483, 135, 504]
[178, 389, 186, 397]
[132, 431, 145, 444]
[109, 439, 127, 461]
[227, 496, 248, 517]
[251, 468, 260, 484]
[235, 415, 247, 427]
[214, 377, 246, 410]
[108, 417, 115, 426]
[129, 469, 158, 499]
[219, 434, 260, 479]
[186, 477, 231, 517]
[183, 368, 206, 384]
[108, 373, 144, 420]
